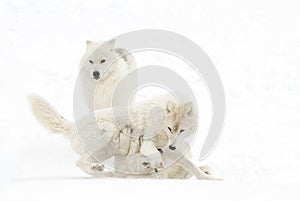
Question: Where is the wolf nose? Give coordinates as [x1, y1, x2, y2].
[93, 71, 100, 79]
[169, 145, 176, 150]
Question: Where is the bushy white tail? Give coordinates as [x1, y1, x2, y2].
[28, 94, 74, 135]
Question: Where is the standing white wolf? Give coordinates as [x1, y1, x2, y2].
[77, 39, 136, 112]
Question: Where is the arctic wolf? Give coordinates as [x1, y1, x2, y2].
[29, 94, 217, 180]
[78, 39, 136, 112]
[29, 94, 161, 175]
[29, 40, 216, 179]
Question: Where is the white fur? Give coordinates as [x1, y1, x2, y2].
[28, 40, 217, 179]
[29, 94, 169, 175]
[78, 40, 136, 111]
[29, 94, 218, 180]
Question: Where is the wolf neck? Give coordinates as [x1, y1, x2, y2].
[81, 65, 128, 112]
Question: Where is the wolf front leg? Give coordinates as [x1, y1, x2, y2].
[76, 144, 116, 177]
[163, 143, 219, 180]
[177, 155, 218, 180]
[140, 140, 164, 170]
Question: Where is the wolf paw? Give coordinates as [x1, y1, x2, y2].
[121, 125, 133, 135]
[199, 165, 212, 175]
[142, 162, 152, 170]
[91, 163, 104, 171]
[141, 161, 163, 173]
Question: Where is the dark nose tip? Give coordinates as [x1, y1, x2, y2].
[169, 145, 176, 150]
[93, 71, 100, 79]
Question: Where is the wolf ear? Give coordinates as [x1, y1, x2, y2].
[166, 101, 176, 114]
[184, 102, 193, 116]
[107, 38, 115, 49]
[115, 48, 129, 61]
[86, 40, 93, 46]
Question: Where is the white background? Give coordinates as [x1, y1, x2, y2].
[0, 0, 299, 200]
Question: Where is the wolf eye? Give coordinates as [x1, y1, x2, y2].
[179, 129, 185, 133]
[89, 60, 93, 64]
[167, 127, 172, 132]
[100, 59, 106, 64]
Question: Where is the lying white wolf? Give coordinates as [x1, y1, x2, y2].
[29, 94, 217, 180]
[29, 94, 163, 175]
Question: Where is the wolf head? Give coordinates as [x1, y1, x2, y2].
[153, 100, 197, 150]
[79, 39, 132, 81]
[165, 101, 196, 147]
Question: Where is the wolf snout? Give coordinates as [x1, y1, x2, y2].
[93, 71, 100, 80]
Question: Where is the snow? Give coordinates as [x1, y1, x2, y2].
[0, 0, 300, 200]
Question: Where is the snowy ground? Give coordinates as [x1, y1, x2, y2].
[0, 0, 300, 200]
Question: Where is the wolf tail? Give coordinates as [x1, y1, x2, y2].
[28, 94, 74, 135]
